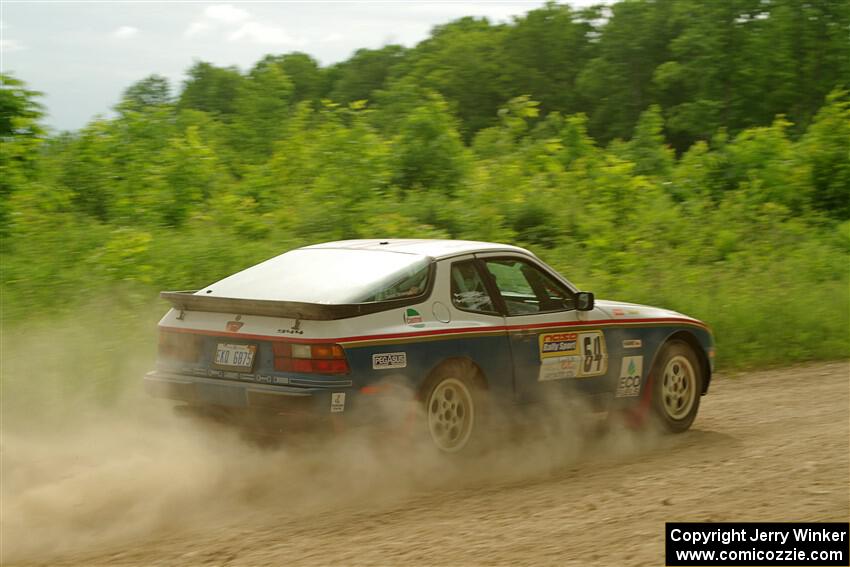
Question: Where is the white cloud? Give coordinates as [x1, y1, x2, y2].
[204, 4, 250, 25]
[321, 33, 345, 43]
[111, 25, 138, 39]
[228, 21, 303, 46]
[0, 38, 25, 52]
[184, 21, 211, 38]
[184, 4, 303, 46]
[0, 20, 25, 51]
[184, 4, 250, 38]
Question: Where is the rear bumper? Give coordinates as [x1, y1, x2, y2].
[144, 371, 353, 417]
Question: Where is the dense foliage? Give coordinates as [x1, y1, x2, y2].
[327, 0, 849, 151]
[2, 0, 849, 371]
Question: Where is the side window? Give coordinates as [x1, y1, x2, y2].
[361, 262, 429, 302]
[484, 258, 574, 316]
[450, 261, 497, 314]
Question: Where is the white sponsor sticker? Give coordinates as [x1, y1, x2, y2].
[616, 356, 643, 397]
[372, 352, 407, 370]
[623, 339, 642, 349]
[330, 392, 346, 413]
[539, 355, 582, 381]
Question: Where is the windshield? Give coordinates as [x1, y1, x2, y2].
[199, 248, 431, 304]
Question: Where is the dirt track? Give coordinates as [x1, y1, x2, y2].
[5, 361, 849, 566]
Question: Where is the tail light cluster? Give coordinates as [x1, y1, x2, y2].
[273, 342, 349, 375]
[159, 330, 202, 362]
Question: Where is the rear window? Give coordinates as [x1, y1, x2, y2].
[200, 249, 431, 304]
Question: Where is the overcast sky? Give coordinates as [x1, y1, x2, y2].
[1, 1, 601, 132]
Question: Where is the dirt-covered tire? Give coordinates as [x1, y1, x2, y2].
[422, 360, 488, 454]
[651, 340, 703, 433]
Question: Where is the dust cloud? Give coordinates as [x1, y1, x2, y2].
[1, 313, 664, 564]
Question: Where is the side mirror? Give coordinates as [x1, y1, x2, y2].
[576, 291, 595, 311]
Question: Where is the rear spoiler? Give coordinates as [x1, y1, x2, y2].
[160, 291, 418, 321]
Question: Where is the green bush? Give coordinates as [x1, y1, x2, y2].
[1, 75, 848, 376]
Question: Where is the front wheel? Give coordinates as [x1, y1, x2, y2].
[651, 341, 703, 433]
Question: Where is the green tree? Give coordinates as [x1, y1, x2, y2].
[801, 91, 850, 219]
[159, 126, 223, 226]
[178, 61, 245, 117]
[328, 45, 406, 104]
[58, 120, 115, 221]
[0, 73, 45, 237]
[576, 0, 676, 143]
[397, 17, 508, 137]
[627, 105, 674, 177]
[255, 53, 323, 103]
[233, 60, 294, 160]
[391, 94, 469, 194]
[501, 2, 597, 116]
[654, 0, 762, 148]
[754, 0, 850, 132]
[117, 75, 172, 113]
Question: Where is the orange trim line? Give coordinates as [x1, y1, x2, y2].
[160, 316, 710, 345]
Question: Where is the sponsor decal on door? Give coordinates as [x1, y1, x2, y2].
[372, 352, 407, 370]
[616, 356, 643, 397]
[538, 330, 607, 381]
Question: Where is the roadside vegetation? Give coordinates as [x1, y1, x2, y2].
[2, 0, 848, 375]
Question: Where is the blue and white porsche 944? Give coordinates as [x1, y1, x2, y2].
[146, 239, 714, 452]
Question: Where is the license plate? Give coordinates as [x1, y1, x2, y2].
[213, 343, 256, 370]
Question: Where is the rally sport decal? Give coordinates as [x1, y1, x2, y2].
[538, 330, 607, 381]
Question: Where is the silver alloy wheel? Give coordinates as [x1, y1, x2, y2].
[661, 354, 697, 420]
[427, 377, 475, 452]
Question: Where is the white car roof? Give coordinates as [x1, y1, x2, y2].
[301, 239, 534, 260]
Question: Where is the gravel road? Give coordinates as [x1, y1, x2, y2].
[5, 361, 848, 566]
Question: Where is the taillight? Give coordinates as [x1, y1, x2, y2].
[158, 330, 202, 362]
[272, 342, 349, 374]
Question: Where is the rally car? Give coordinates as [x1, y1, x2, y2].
[145, 239, 714, 452]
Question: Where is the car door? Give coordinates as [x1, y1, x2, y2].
[474, 253, 614, 403]
[442, 256, 514, 398]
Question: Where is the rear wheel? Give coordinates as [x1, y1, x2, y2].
[652, 341, 703, 433]
[422, 361, 487, 453]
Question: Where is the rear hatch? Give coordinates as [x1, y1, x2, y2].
[156, 246, 435, 390]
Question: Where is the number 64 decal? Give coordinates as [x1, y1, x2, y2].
[537, 330, 607, 379]
[579, 331, 607, 377]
